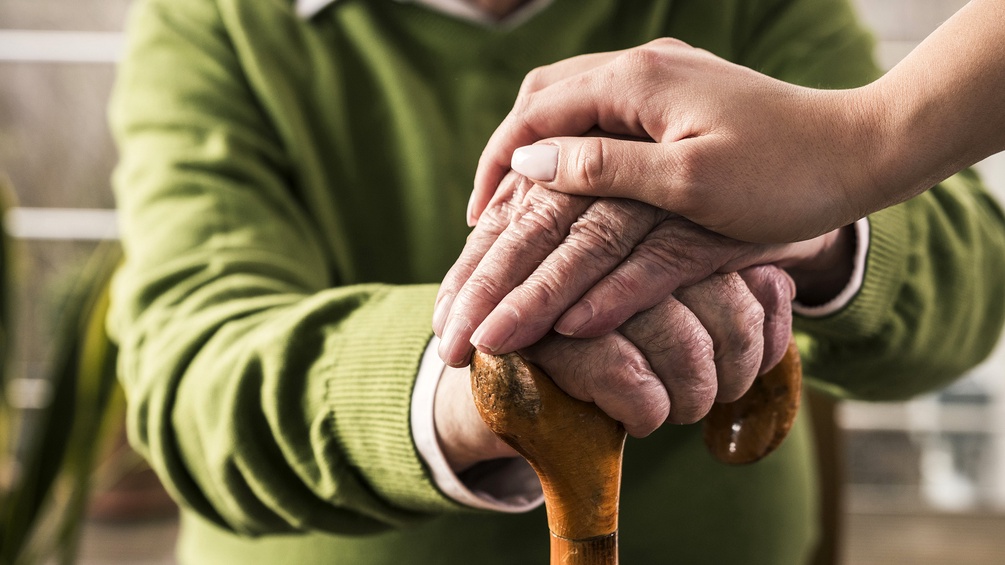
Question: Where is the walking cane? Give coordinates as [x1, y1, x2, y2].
[470, 338, 802, 565]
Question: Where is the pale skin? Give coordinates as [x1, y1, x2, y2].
[467, 0, 1005, 244]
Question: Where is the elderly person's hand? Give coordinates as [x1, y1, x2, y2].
[466, 38, 888, 244]
[435, 172, 852, 369]
[434, 262, 795, 473]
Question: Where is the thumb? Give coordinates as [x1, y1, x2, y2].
[510, 137, 692, 211]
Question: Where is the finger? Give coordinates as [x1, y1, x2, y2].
[554, 216, 747, 338]
[508, 136, 704, 215]
[470, 55, 665, 226]
[466, 52, 623, 226]
[434, 172, 527, 336]
[521, 332, 670, 437]
[515, 51, 624, 98]
[438, 185, 593, 367]
[620, 297, 717, 425]
[470, 198, 666, 354]
[469, 38, 705, 225]
[737, 265, 796, 374]
[674, 273, 765, 403]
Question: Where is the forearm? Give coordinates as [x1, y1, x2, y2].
[865, 0, 1005, 212]
[114, 274, 453, 534]
[111, 0, 464, 533]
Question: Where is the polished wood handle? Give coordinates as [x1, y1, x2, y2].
[471, 351, 625, 565]
[703, 337, 803, 464]
[470, 338, 803, 565]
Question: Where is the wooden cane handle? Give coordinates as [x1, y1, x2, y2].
[470, 351, 625, 565]
[470, 339, 803, 565]
[702, 337, 803, 464]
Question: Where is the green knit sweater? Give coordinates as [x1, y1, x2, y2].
[108, 0, 1005, 563]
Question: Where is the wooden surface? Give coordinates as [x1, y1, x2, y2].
[703, 338, 803, 464]
[471, 352, 625, 564]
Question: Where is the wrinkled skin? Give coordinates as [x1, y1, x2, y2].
[432, 173, 849, 463]
[436, 173, 840, 365]
[434, 260, 795, 471]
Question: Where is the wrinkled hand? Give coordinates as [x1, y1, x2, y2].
[467, 38, 886, 243]
[435, 172, 849, 368]
[434, 264, 795, 472]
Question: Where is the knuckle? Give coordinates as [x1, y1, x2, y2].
[668, 375, 717, 425]
[623, 235, 687, 285]
[726, 291, 766, 355]
[646, 37, 689, 51]
[665, 325, 716, 424]
[567, 211, 636, 263]
[627, 393, 671, 437]
[571, 137, 609, 191]
[498, 203, 566, 252]
[518, 66, 548, 97]
[513, 266, 567, 310]
[621, 47, 666, 78]
[586, 355, 669, 435]
[519, 204, 566, 239]
[511, 99, 543, 136]
[679, 320, 715, 367]
[669, 145, 705, 198]
[454, 274, 508, 310]
[600, 271, 647, 304]
[523, 181, 587, 213]
[764, 267, 796, 305]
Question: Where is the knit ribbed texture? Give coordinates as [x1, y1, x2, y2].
[322, 284, 460, 514]
[794, 205, 911, 340]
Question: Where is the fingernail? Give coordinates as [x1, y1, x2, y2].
[465, 193, 477, 227]
[555, 302, 593, 336]
[432, 293, 453, 335]
[471, 309, 517, 354]
[438, 318, 473, 366]
[511, 144, 558, 182]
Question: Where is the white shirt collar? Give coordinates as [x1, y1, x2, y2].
[295, 0, 554, 28]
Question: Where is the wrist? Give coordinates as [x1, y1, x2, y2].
[818, 86, 898, 220]
[783, 225, 856, 306]
[855, 76, 945, 211]
[434, 365, 517, 473]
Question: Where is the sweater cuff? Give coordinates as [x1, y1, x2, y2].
[320, 284, 459, 514]
[411, 336, 543, 512]
[794, 205, 911, 339]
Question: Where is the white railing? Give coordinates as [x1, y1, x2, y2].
[0, 30, 123, 63]
[4, 207, 118, 240]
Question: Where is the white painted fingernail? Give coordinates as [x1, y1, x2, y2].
[511, 145, 558, 182]
[465, 194, 477, 227]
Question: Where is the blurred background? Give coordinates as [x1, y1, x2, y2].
[1, 0, 1004, 564]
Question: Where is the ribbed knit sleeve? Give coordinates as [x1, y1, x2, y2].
[321, 286, 450, 509]
[108, 0, 461, 536]
[796, 172, 1005, 399]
